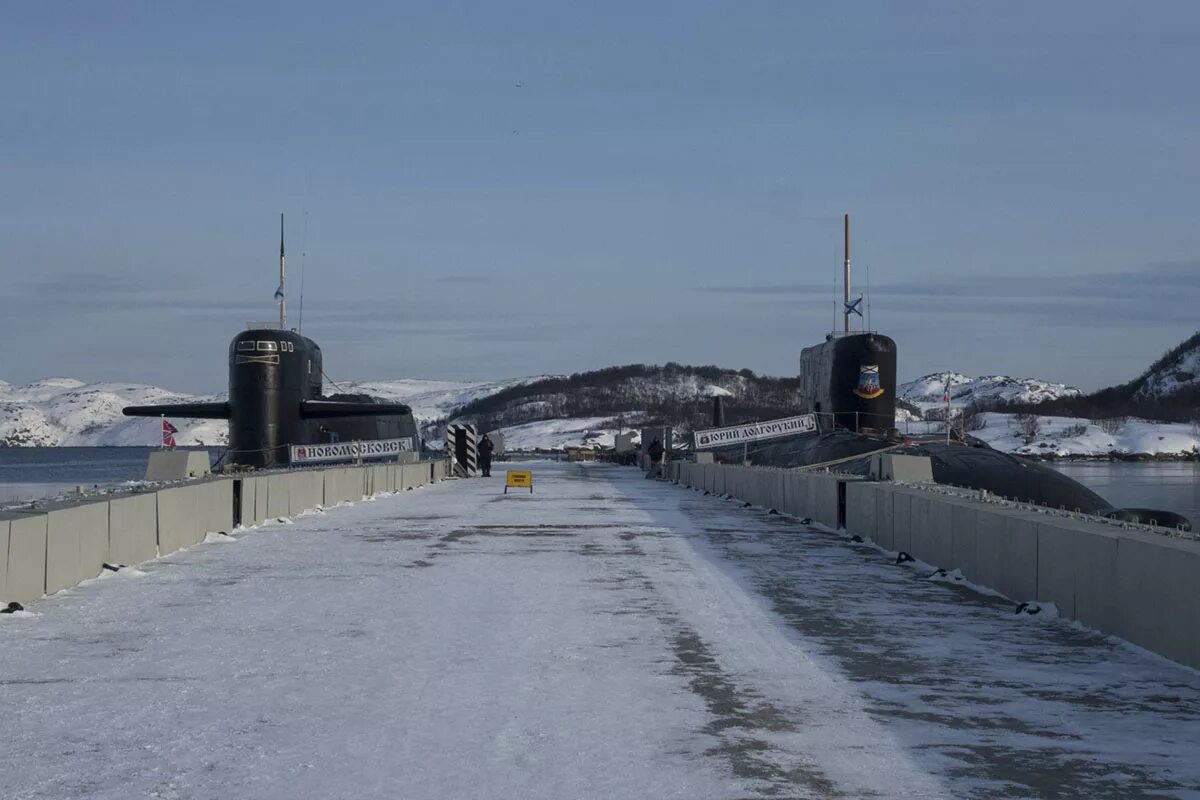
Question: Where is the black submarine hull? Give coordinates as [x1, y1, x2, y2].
[705, 330, 1190, 530]
[713, 430, 1190, 530]
[125, 328, 416, 469]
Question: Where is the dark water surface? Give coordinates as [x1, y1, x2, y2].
[0, 447, 214, 504]
[1050, 460, 1200, 525]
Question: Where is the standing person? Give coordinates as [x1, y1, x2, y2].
[647, 436, 664, 475]
[479, 433, 495, 477]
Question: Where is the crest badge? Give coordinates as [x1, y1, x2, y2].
[853, 365, 884, 399]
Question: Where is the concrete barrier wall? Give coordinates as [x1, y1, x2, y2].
[42, 500, 111, 595]
[254, 475, 270, 523]
[265, 473, 290, 519]
[158, 485, 204, 555]
[4, 460, 447, 608]
[203, 479, 234, 535]
[673, 460, 1200, 669]
[0, 518, 8, 602]
[109, 493, 159, 565]
[323, 467, 366, 505]
[5, 514, 48, 604]
[289, 471, 326, 517]
[238, 477, 257, 527]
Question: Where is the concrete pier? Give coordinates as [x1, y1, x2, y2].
[2, 462, 1198, 799]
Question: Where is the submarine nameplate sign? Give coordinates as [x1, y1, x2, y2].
[692, 415, 817, 450]
[290, 437, 414, 465]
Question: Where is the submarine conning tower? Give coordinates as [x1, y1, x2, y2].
[123, 325, 414, 469]
[799, 332, 897, 434]
[227, 327, 323, 467]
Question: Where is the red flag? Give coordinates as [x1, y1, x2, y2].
[162, 418, 178, 449]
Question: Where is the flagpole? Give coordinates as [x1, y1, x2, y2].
[945, 373, 951, 446]
[161, 414, 165, 450]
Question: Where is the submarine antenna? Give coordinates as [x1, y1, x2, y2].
[298, 210, 308, 335]
[278, 213, 286, 329]
[843, 213, 851, 334]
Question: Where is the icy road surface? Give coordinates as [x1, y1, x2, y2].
[3, 463, 1199, 799]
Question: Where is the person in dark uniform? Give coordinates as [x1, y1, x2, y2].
[648, 437, 664, 470]
[479, 434, 495, 477]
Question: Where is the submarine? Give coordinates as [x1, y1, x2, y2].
[707, 216, 1191, 531]
[124, 216, 416, 468]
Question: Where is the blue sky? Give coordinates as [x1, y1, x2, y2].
[2, 2, 1198, 392]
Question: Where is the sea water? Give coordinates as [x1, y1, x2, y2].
[0, 447, 216, 504]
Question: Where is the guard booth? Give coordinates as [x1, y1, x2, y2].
[445, 424, 479, 477]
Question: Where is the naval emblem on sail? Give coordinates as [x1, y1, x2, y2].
[853, 365, 884, 399]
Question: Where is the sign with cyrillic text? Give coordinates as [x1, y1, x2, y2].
[290, 437, 414, 465]
[692, 415, 817, 450]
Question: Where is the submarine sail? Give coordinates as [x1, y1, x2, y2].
[125, 327, 414, 468]
[700, 214, 1190, 530]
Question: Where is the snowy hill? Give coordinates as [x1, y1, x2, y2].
[1131, 332, 1200, 400]
[0, 380, 227, 447]
[0, 377, 540, 449]
[898, 373, 1081, 414]
[340, 377, 547, 424]
[969, 412, 1199, 458]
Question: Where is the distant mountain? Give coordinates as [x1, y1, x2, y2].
[0, 377, 536, 448]
[444, 363, 803, 439]
[10, 336, 1198, 452]
[898, 373, 1081, 414]
[0, 380, 226, 448]
[986, 331, 1200, 422]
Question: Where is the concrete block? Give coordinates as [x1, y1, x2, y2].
[45, 501, 109, 593]
[1069, 524, 1120, 633]
[948, 501, 980, 579]
[76, 501, 110, 584]
[254, 474, 270, 523]
[266, 473, 291, 518]
[44, 511, 81, 595]
[891, 491, 913, 554]
[237, 477, 256, 527]
[157, 485, 204, 554]
[109, 493, 159, 564]
[289, 470, 324, 516]
[909, 493, 954, 569]
[203, 479, 234, 534]
[322, 469, 343, 506]
[694, 452, 714, 464]
[1114, 532, 1200, 669]
[5, 514, 48, 604]
[0, 518, 8, 601]
[145, 450, 210, 481]
[874, 484, 895, 550]
[779, 474, 800, 516]
[874, 454, 933, 483]
[845, 481, 878, 541]
[1034, 518, 1080, 619]
[974, 508, 1040, 602]
[771, 472, 787, 512]
[812, 476, 840, 528]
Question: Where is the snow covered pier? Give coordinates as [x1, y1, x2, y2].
[2, 462, 1199, 799]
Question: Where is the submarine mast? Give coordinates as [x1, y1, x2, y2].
[843, 213, 851, 334]
[277, 213, 286, 329]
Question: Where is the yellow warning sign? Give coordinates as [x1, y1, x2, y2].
[505, 470, 533, 494]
